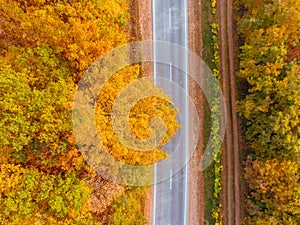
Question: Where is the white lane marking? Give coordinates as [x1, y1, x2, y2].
[183, 0, 189, 224]
[169, 61, 172, 80]
[169, 169, 173, 189]
[169, 8, 172, 28]
[152, 0, 157, 223]
[153, 1, 190, 225]
[153, 0, 156, 86]
[153, 165, 157, 225]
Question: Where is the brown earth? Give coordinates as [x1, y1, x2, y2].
[188, 0, 206, 224]
[127, 0, 153, 224]
[127, 0, 153, 78]
[218, 0, 241, 224]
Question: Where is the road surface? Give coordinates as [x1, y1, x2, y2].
[152, 0, 190, 224]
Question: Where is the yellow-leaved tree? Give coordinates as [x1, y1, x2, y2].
[95, 65, 180, 166]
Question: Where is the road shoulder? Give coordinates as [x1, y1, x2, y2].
[188, 0, 205, 224]
[127, 0, 154, 224]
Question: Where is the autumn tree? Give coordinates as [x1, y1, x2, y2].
[95, 65, 180, 166]
[238, 60, 300, 159]
[237, 0, 300, 160]
[0, 0, 181, 224]
[107, 187, 148, 225]
[245, 158, 300, 224]
[0, 163, 100, 224]
[0, 46, 79, 170]
[238, 0, 300, 45]
[0, 0, 129, 80]
[237, 0, 300, 223]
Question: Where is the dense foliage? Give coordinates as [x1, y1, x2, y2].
[0, 164, 96, 225]
[237, 0, 300, 223]
[0, 0, 128, 80]
[108, 187, 148, 225]
[95, 65, 179, 166]
[0, 0, 179, 223]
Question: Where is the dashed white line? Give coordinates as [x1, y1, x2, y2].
[169, 169, 173, 189]
[153, 0, 156, 87]
[169, 61, 172, 80]
[153, 164, 157, 225]
[169, 8, 172, 28]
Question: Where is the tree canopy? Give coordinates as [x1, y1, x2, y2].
[237, 0, 300, 223]
[0, 0, 180, 223]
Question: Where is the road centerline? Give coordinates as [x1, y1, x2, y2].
[169, 62, 172, 80]
[169, 169, 173, 189]
[169, 8, 172, 28]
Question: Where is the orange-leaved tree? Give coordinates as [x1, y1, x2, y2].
[95, 65, 180, 166]
[0, 0, 129, 80]
[245, 158, 300, 224]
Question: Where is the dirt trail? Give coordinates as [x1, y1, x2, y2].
[218, 0, 241, 224]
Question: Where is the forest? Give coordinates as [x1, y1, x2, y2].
[2, 0, 299, 224]
[0, 0, 179, 224]
[237, 0, 300, 224]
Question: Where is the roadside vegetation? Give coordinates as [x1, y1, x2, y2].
[202, 0, 222, 224]
[236, 0, 300, 224]
[107, 187, 148, 225]
[0, 0, 179, 224]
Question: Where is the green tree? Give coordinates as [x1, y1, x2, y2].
[237, 0, 300, 223]
[108, 187, 148, 225]
[238, 62, 300, 159]
[0, 46, 75, 167]
[0, 164, 99, 224]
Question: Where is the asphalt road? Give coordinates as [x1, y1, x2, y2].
[152, 0, 189, 224]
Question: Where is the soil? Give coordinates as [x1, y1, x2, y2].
[188, 0, 206, 224]
[218, 0, 241, 224]
[231, 1, 248, 223]
[127, 0, 153, 224]
[127, 0, 153, 78]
